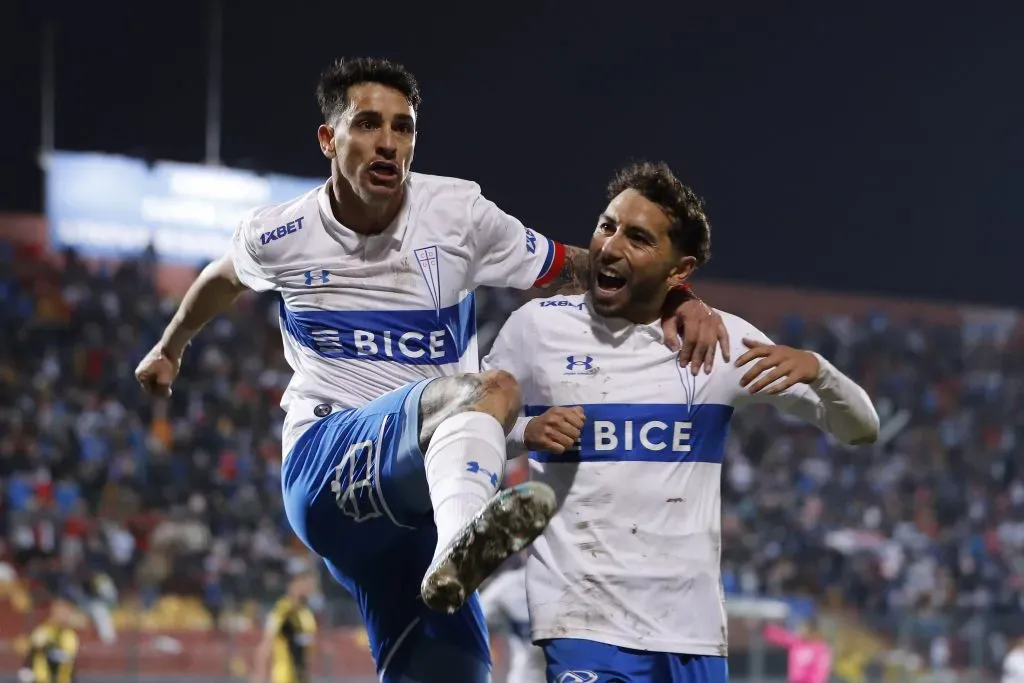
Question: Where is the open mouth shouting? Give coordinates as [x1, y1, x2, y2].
[367, 159, 400, 185]
[593, 266, 628, 304]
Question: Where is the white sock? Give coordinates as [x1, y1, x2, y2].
[424, 411, 507, 564]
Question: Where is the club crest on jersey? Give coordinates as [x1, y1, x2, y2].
[414, 245, 442, 314]
[564, 354, 598, 376]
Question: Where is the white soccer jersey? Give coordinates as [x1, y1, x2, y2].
[229, 173, 563, 455]
[482, 294, 877, 657]
[479, 567, 546, 683]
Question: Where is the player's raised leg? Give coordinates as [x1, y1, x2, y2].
[281, 370, 553, 681]
[415, 370, 556, 614]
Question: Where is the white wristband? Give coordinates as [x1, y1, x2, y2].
[507, 416, 531, 452]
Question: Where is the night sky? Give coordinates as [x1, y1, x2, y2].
[4, 2, 1022, 305]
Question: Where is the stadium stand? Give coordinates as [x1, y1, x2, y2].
[1, 235, 1022, 682]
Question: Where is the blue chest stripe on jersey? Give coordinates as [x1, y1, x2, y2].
[524, 403, 733, 464]
[280, 293, 476, 365]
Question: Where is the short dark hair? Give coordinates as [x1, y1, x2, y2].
[607, 162, 712, 266]
[316, 57, 422, 122]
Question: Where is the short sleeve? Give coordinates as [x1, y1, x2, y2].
[229, 213, 277, 292]
[468, 194, 565, 290]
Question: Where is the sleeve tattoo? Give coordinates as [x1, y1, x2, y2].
[533, 245, 590, 295]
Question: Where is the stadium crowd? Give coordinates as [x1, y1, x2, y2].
[1, 241, 1022, 668]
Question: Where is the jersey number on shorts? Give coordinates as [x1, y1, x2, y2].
[330, 440, 384, 523]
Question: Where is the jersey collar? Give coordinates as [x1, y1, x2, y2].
[584, 293, 666, 343]
[316, 178, 412, 245]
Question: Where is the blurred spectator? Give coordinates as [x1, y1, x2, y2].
[2, 241, 1023, 673]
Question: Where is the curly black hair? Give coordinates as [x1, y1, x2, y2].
[607, 162, 712, 266]
[316, 57, 421, 123]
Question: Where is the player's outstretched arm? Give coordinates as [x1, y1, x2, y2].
[735, 338, 880, 445]
[135, 253, 247, 397]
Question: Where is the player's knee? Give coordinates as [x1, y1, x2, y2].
[480, 369, 521, 407]
[478, 369, 522, 429]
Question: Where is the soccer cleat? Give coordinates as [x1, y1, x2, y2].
[421, 481, 557, 614]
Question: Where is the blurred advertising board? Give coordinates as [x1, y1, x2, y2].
[44, 151, 322, 265]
